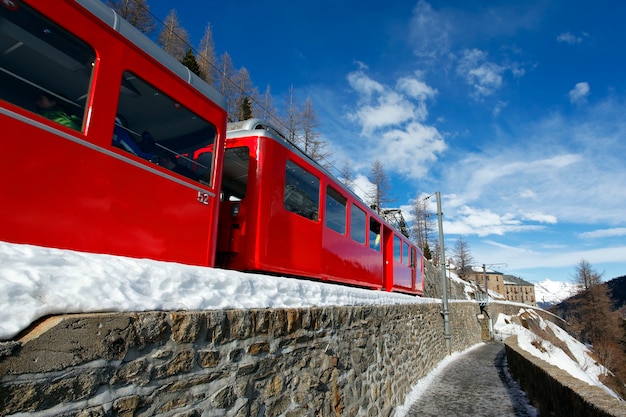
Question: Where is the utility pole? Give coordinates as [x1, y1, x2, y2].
[436, 192, 451, 355]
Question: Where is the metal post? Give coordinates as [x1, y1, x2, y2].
[436, 192, 451, 354]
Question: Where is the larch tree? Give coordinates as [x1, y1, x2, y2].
[283, 85, 302, 145]
[107, 0, 155, 34]
[568, 260, 626, 388]
[197, 23, 218, 88]
[301, 98, 328, 164]
[230, 67, 257, 122]
[339, 159, 354, 189]
[157, 9, 189, 61]
[368, 160, 393, 214]
[410, 195, 435, 260]
[255, 85, 281, 127]
[217, 52, 238, 120]
[450, 237, 474, 280]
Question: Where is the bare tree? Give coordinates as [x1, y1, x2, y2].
[572, 259, 603, 290]
[339, 159, 354, 189]
[368, 160, 393, 213]
[283, 85, 301, 144]
[450, 237, 474, 280]
[216, 52, 238, 120]
[255, 85, 280, 126]
[107, 0, 155, 34]
[197, 24, 217, 87]
[410, 196, 435, 258]
[231, 67, 257, 122]
[301, 98, 328, 164]
[157, 9, 189, 60]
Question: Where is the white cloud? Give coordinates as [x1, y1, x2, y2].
[345, 69, 445, 179]
[378, 122, 447, 178]
[579, 228, 626, 239]
[557, 32, 582, 44]
[568, 82, 590, 104]
[520, 212, 558, 224]
[457, 49, 508, 98]
[347, 70, 385, 98]
[443, 205, 544, 237]
[409, 0, 451, 61]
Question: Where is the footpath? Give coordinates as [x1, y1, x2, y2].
[406, 342, 538, 417]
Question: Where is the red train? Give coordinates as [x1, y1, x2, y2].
[0, 0, 423, 295]
[218, 119, 423, 295]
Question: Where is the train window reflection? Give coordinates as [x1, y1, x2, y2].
[369, 218, 381, 251]
[394, 235, 402, 263]
[284, 160, 320, 221]
[350, 205, 366, 244]
[325, 186, 346, 234]
[0, 2, 95, 131]
[114, 71, 217, 185]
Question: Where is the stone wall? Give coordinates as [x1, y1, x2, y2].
[505, 336, 626, 417]
[0, 302, 484, 417]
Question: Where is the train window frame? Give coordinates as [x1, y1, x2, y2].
[350, 204, 367, 245]
[221, 146, 249, 201]
[284, 159, 320, 221]
[325, 186, 347, 235]
[0, 2, 95, 132]
[394, 235, 402, 263]
[369, 218, 381, 251]
[114, 71, 218, 186]
[403, 241, 409, 266]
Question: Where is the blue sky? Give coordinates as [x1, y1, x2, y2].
[147, 0, 626, 284]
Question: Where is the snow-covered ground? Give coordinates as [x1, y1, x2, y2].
[0, 240, 620, 410]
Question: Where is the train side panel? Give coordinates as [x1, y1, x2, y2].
[218, 125, 423, 295]
[0, 0, 227, 265]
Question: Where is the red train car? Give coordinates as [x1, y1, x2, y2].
[0, 0, 227, 266]
[217, 119, 424, 295]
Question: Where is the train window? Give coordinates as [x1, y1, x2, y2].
[221, 147, 249, 201]
[410, 247, 417, 268]
[114, 72, 217, 185]
[369, 218, 381, 251]
[394, 235, 402, 263]
[325, 186, 346, 234]
[350, 204, 367, 244]
[284, 160, 320, 220]
[403, 242, 409, 266]
[0, 2, 95, 131]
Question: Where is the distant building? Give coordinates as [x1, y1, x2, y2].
[461, 267, 536, 306]
[463, 266, 505, 296]
[503, 275, 536, 306]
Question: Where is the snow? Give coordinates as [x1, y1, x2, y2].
[493, 308, 619, 399]
[0, 241, 428, 340]
[0, 240, 620, 411]
[534, 278, 580, 305]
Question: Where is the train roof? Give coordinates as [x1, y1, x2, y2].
[74, 0, 226, 111]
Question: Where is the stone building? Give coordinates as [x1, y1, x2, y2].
[503, 275, 537, 306]
[463, 266, 506, 296]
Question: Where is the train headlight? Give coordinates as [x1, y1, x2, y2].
[231, 203, 240, 217]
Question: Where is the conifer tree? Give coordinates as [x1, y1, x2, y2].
[181, 48, 203, 78]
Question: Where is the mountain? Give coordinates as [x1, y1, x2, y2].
[534, 279, 579, 309]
